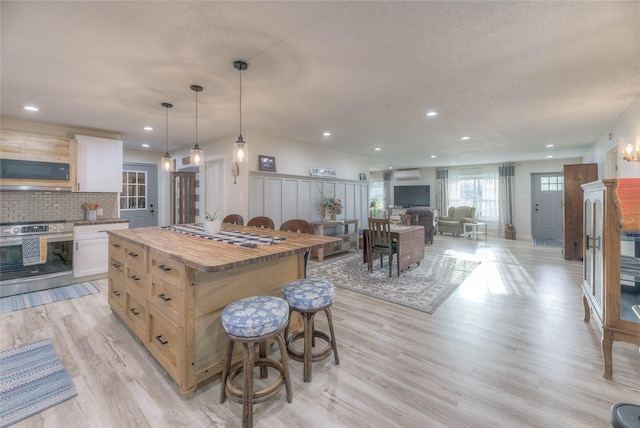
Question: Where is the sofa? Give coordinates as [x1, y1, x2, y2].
[437, 206, 476, 236]
[404, 207, 435, 244]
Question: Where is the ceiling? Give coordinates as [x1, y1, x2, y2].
[2, 1, 638, 171]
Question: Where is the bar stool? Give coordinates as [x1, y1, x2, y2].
[220, 296, 292, 428]
[282, 278, 339, 382]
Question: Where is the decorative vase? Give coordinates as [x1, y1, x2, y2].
[204, 219, 221, 235]
[330, 212, 337, 221]
[321, 207, 327, 220]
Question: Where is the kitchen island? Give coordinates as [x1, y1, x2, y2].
[107, 224, 340, 398]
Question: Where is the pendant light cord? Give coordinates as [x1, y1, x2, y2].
[195, 89, 199, 144]
[166, 105, 169, 152]
[239, 68, 242, 135]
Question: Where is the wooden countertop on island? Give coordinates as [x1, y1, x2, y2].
[107, 223, 341, 273]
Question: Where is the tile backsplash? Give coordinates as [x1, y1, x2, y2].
[0, 191, 118, 223]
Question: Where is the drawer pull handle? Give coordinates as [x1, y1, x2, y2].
[128, 252, 138, 258]
[131, 275, 140, 281]
[113, 291, 121, 297]
[155, 335, 168, 345]
[158, 293, 172, 302]
[130, 308, 140, 315]
[158, 265, 172, 272]
[112, 243, 121, 248]
[112, 262, 121, 268]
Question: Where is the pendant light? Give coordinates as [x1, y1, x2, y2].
[161, 102, 173, 172]
[233, 60, 248, 163]
[190, 84, 204, 166]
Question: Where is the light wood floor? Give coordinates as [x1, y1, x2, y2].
[2, 235, 639, 427]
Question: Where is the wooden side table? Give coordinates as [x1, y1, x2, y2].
[463, 222, 487, 240]
[310, 219, 359, 261]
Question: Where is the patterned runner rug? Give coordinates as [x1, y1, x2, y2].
[0, 339, 77, 427]
[308, 253, 480, 314]
[0, 282, 100, 314]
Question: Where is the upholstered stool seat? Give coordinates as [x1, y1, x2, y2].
[220, 296, 292, 428]
[610, 403, 640, 428]
[282, 278, 339, 382]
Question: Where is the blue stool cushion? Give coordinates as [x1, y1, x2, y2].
[221, 296, 289, 337]
[282, 278, 335, 310]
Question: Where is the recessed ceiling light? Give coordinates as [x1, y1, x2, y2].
[461, 136, 470, 140]
[430, 155, 436, 158]
[545, 144, 554, 148]
[426, 111, 438, 117]
[374, 147, 381, 151]
[323, 132, 331, 137]
[23, 105, 39, 112]
[142, 144, 150, 148]
[451, 162, 457, 165]
[388, 166, 393, 169]
[144, 126, 153, 131]
[547, 155, 553, 158]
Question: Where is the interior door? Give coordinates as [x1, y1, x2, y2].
[531, 173, 563, 240]
[120, 163, 158, 228]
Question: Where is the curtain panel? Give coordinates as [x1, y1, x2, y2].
[436, 168, 448, 216]
[499, 162, 516, 238]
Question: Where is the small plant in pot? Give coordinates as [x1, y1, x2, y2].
[204, 208, 222, 235]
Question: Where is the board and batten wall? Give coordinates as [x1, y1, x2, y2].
[249, 172, 370, 230]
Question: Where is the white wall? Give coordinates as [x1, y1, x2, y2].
[584, 96, 640, 179]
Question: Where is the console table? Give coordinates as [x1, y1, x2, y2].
[362, 225, 425, 273]
[310, 219, 359, 261]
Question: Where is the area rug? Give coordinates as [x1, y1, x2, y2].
[0, 282, 100, 315]
[0, 339, 77, 428]
[308, 253, 480, 314]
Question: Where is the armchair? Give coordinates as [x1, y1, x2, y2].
[404, 207, 435, 244]
[437, 206, 476, 236]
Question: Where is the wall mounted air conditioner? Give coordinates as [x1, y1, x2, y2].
[394, 169, 421, 180]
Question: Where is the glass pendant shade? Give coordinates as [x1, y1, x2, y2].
[233, 60, 249, 163]
[190, 85, 204, 166]
[161, 102, 173, 172]
[234, 134, 247, 163]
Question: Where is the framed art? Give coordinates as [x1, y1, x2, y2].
[359, 173, 367, 181]
[258, 155, 276, 172]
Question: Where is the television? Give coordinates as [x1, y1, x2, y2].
[393, 185, 430, 207]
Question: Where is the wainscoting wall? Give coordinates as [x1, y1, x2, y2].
[249, 172, 370, 230]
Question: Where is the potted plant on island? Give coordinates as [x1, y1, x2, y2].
[204, 208, 222, 235]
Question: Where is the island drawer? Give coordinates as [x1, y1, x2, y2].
[148, 306, 182, 383]
[109, 256, 125, 276]
[108, 275, 125, 317]
[109, 236, 126, 261]
[149, 277, 183, 327]
[150, 252, 184, 290]
[123, 242, 147, 272]
[125, 267, 149, 297]
[124, 291, 147, 340]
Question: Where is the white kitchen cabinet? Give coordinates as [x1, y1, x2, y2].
[75, 134, 123, 192]
[74, 222, 128, 279]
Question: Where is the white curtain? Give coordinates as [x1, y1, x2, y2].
[448, 165, 499, 231]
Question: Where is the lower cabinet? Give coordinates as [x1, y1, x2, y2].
[74, 222, 128, 279]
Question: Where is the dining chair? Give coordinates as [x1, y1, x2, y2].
[222, 214, 244, 225]
[280, 219, 315, 277]
[247, 216, 275, 229]
[367, 217, 398, 277]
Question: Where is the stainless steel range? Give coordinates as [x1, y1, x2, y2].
[0, 220, 74, 297]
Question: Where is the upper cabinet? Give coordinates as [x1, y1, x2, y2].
[75, 134, 122, 192]
[0, 130, 77, 190]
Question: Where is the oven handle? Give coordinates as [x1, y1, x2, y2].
[0, 233, 74, 246]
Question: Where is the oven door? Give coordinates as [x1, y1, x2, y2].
[0, 233, 74, 297]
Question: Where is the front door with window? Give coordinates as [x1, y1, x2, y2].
[120, 163, 158, 228]
[531, 173, 563, 240]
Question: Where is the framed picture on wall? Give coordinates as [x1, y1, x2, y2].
[258, 155, 276, 172]
[359, 173, 367, 181]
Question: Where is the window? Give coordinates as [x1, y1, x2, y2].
[540, 175, 563, 191]
[448, 166, 499, 224]
[121, 170, 147, 210]
[370, 180, 385, 214]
